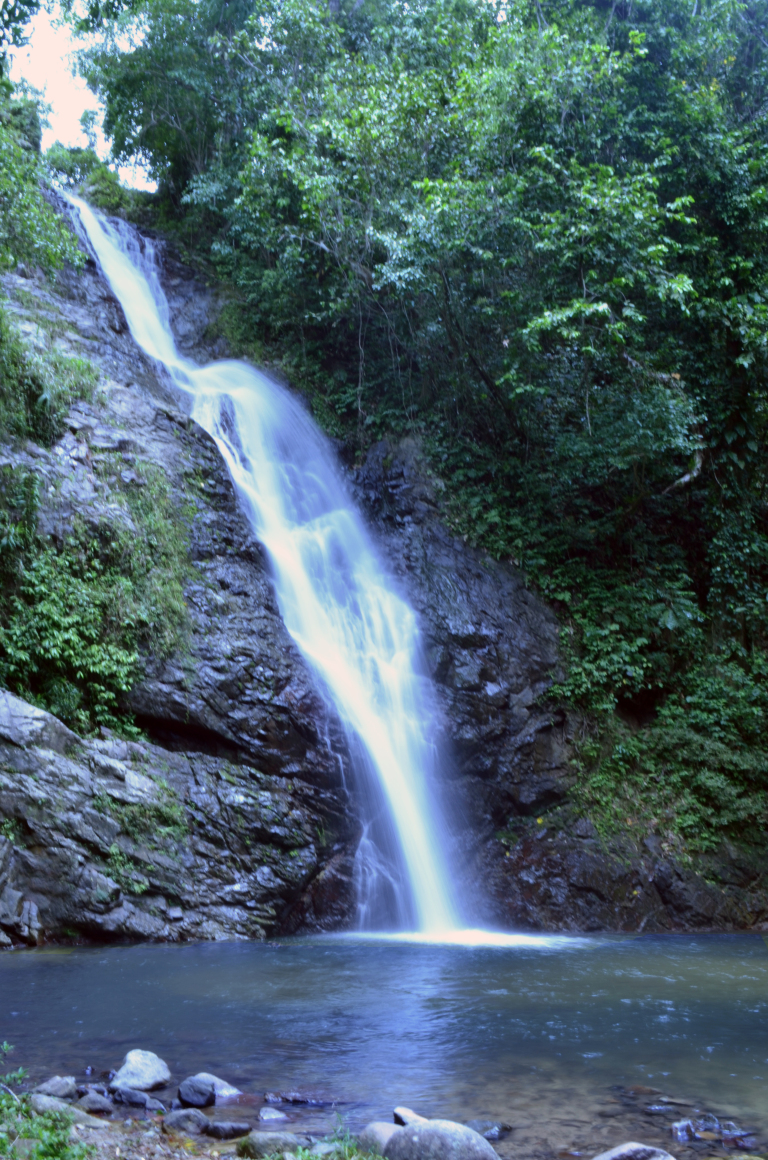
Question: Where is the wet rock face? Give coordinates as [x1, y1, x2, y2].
[351, 439, 569, 914]
[0, 690, 345, 942]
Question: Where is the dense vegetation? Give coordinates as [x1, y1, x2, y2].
[5, 0, 768, 850]
[0, 1043, 89, 1160]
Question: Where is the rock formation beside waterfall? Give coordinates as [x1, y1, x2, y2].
[1, 217, 767, 945]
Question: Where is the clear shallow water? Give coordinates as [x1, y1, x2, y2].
[1, 934, 767, 1149]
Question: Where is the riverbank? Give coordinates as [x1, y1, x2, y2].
[7, 1051, 766, 1160]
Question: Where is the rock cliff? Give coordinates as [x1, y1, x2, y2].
[1, 210, 766, 945]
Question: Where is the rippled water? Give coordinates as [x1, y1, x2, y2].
[1, 934, 767, 1154]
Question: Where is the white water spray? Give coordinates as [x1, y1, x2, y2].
[69, 196, 460, 934]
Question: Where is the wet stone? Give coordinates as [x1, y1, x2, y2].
[179, 1075, 216, 1107]
[384, 1119, 498, 1160]
[34, 1076, 77, 1100]
[205, 1121, 252, 1140]
[163, 1107, 209, 1136]
[74, 1090, 114, 1114]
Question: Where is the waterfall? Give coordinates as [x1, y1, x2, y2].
[68, 196, 461, 934]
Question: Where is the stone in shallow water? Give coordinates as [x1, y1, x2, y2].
[236, 1130, 304, 1157]
[260, 1106, 288, 1121]
[34, 1076, 77, 1100]
[179, 1076, 216, 1108]
[383, 1120, 498, 1160]
[163, 1107, 209, 1136]
[205, 1121, 252, 1140]
[112, 1086, 166, 1112]
[464, 1121, 511, 1142]
[359, 1122, 402, 1154]
[394, 1108, 428, 1127]
[75, 1091, 114, 1115]
[194, 1071, 243, 1100]
[590, 1146, 677, 1160]
[110, 1049, 171, 1092]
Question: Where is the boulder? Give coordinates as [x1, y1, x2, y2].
[163, 1107, 209, 1136]
[191, 1071, 242, 1100]
[30, 1093, 109, 1128]
[591, 1146, 677, 1160]
[394, 1108, 428, 1127]
[75, 1091, 114, 1115]
[110, 1049, 171, 1092]
[359, 1122, 402, 1154]
[383, 1120, 498, 1160]
[179, 1075, 216, 1108]
[205, 1121, 253, 1140]
[236, 1130, 304, 1158]
[34, 1076, 77, 1100]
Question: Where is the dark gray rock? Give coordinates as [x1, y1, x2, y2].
[204, 1121, 252, 1140]
[179, 1075, 216, 1108]
[464, 1120, 511, 1141]
[74, 1091, 114, 1114]
[112, 1087, 151, 1108]
[383, 1120, 498, 1160]
[164, 1107, 209, 1135]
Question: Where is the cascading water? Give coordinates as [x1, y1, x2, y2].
[68, 196, 461, 934]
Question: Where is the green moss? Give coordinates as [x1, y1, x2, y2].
[93, 781, 188, 846]
[106, 843, 151, 894]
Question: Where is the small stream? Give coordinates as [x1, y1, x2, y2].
[2, 934, 767, 1156]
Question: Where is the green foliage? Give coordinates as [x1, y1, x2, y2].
[105, 843, 151, 893]
[0, 83, 83, 272]
[0, 1044, 91, 1160]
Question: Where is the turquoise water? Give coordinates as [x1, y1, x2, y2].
[1, 934, 766, 1151]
